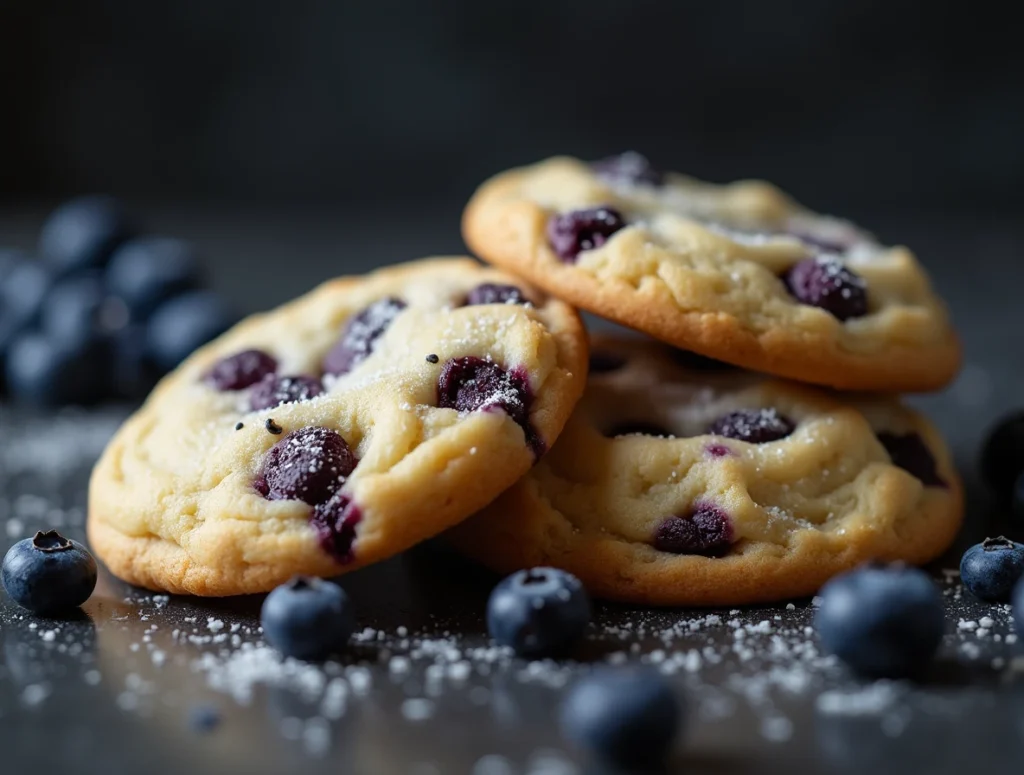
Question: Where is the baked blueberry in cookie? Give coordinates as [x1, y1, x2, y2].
[465, 283, 528, 306]
[322, 297, 406, 376]
[546, 206, 626, 263]
[205, 349, 278, 391]
[448, 335, 962, 607]
[464, 155, 961, 391]
[249, 374, 324, 411]
[88, 258, 587, 596]
[784, 255, 868, 321]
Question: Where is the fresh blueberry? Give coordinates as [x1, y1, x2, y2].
[960, 537, 1024, 602]
[652, 504, 733, 557]
[592, 151, 665, 187]
[465, 283, 528, 306]
[1, 530, 98, 614]
[546, 206, 627, 263]
[249, 374, 324, 411]
[877, 432, 945, 487]
[260, 576, 355, 661]
[980, 412, 1024, 501]
[5, 330, 110, 407]
[322, 297, 406, 376]
[1, 260, 53, 335]
[146, 291, 234, 371]
[814, 563, 945, 678]
[38, 195, 134, 274]
[784, 255, 868, 321]
[486, 567, 591, 658]
[204, 349, 278, 391]
[560, 666, 683, 769]
[0, 248, 31, 282]
[311, 492, 362, 563]
[255, 426, 358, 505]
[606, 421, 675, 438]
[42, 272, 129, 351]
[707, 408, 795, 444]
[437, 356, 540, 454]
[106, 237, 200, 317]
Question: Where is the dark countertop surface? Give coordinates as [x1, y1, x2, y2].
[0, 207, 1021, 775]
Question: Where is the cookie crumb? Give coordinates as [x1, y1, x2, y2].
[235, 422, 244, 431]
[426, 354, 439, 364]
[265, 418, 283, 435]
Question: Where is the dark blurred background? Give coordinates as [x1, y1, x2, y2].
[2, 1, 1023, 216]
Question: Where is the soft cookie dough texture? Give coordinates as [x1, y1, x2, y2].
[447, 335, 963, 606]
[88, 258, 587, 596]
[462, 154, 960, 392]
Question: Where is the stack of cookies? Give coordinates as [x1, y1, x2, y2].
[87, 153, 963, 606]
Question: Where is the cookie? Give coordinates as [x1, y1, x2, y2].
[87, 258, 587, 596]
[462, 153, 960, 392]
[447, 335, 963, 606]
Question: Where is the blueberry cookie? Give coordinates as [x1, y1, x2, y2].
[447, 335, 962, 606]
[462, 153, 960, 392]
[88, 258, 587, 596]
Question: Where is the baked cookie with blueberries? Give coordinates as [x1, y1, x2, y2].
[88, 258, 587, 596]
[447, 335, 962, 606]
[463, 153, 960, 392]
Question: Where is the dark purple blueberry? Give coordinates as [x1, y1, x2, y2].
[465, 283, 527, 306]
[42, 272, 127, 351]
[592, 152, 665, 187]
[38, 195, 134, 274]
[437, 356, 542, 455]
[106, 237, 201, 317]
[606, 421, 674, 438]
[705, 443, 733, 458]
[1, 530, 98, 614]
[546, 206, 626, 263]
[784, 256, 868, 321]
[559, 666, 683, 769]
[960, 537, 1024, 602]
[486, 567, 591, 658]
[249, 374, 324, 411]
[652, 504, 733, 557]
[708, 409, 794, 444]
[311, 492, 362, 564]
[322, 297, 406, 376]
[588, 351, 627, 374]
[204, 349, 278, 391]
[878, 432, 945, 487]
[255, 426, 357, 505]
[260, 576, 355, 661]
[814, 563, 944, 678]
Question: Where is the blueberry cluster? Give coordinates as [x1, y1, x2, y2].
[0, 196, 235, 407]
